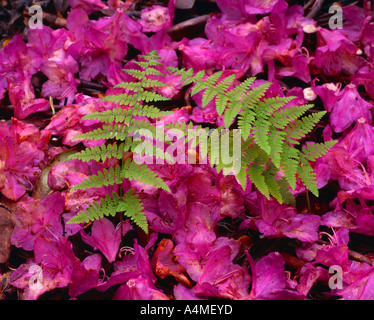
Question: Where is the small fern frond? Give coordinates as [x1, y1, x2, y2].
[286, 111, 326, 141]
[269, 103, 312, 129]
[252, 119, 271, 155]
[67, 192, 121, 224]
[301, 140, 337, 162]
[117, 189, 148, 233]
[71, 165, 123, 190]
[297, 158, 318, 197]
[226, 77, 256, 101]
[67, 189, 148, 233]
[121, 159, 171, 192]
[247, 164, 269, 199]
[280, 145, 300, 190]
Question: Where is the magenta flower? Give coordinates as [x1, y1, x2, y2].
[7, 77, 50, 119]
[0, 34, 39, 96]
[241, 195, 321, 242]
[246, 251, 305, 299]
[242, 0, 284, 15]
[11, 192, 65, 251]
[338, 117, 374, 163]
[332, 265, 374, 300]
[68, 254, 102, 298]
[0, 120, 47, 201]
[27, 26, 79, 105]
[0, 34, 51, 118]
[81, 218, 132, 263]
[96, 239, 158, 293]
[193, 244, 251, 299]
[311, 81, 341, 112]
[329, 83, 372, 133]
[68, 0, 107, 14]
[139, 5, 173, 32]
[43, 93, 106, 147]
[313, 28, 365, 76]
[322, 194, 374, 237]
[114, 275, 169, 300]
[66, 8, 129, 80]
[10, 236, 84, 299]
[179, 38, 219, 72]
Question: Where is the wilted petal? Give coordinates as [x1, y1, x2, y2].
[151, 238, 191, 286]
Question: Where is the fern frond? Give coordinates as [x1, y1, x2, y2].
[117, 189, 148, 233]
[286, 111, 326, 141]
[242, 82, 272, 106]
[71, 164, 123, 190]
[121, 159, 171, 192]
[279, 144, 300, 190]
[252, 119, 271, 155]
[301, 140, 337, 162]
[226, 77, 256, 101]
[269, 103, 312, 129]
[82, 104, 172, 123]
[297, 158, 318, 197]
[268, 128, 287, 168]
[247, 164, 269, 199]
[224, 101, 242, 129]
[75, 120, 157, 141]
[67, 191, 121, 224]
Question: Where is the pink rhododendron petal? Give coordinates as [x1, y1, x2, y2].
[314, 28, 365, 76]
[139, 5, 172, 32]
[334, 267, 374, 300]
[246, 251, 305, 300]
[10, 236, 80, 299]
[242, 0, 282, 15]
[311, 81, 341, 112]
[68, 0, 107, 14]
[179, 38, 219, 72]
[114, 275, 169, 300]
[0, 122, 46, 200]
[174, 283, 204, 300]
[336, 117, 374, 163]
[330, 83, 372, 133]
[194, 244, 250, 299]
[81, 219, 131, 263]
[296, 263, 322, 296]
[11, 192, 65, 251]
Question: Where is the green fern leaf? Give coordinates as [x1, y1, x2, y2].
[301, 140, 337, 162]
[298, 158, 318, 197]
[67, 191, 121, 224]
[117, 189, 148, 233]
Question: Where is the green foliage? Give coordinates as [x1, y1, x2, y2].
[170, 66, 336, 203]
[67, 50, 336, 233]
[66, 50, 175, 232]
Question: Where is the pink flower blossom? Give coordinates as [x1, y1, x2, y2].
[329, 83, 372, 133]
[81, 218, 132, 262]
[0, 120, 47, 200]
[11, 192, 65, 251]
[245, 251, 305, 299]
